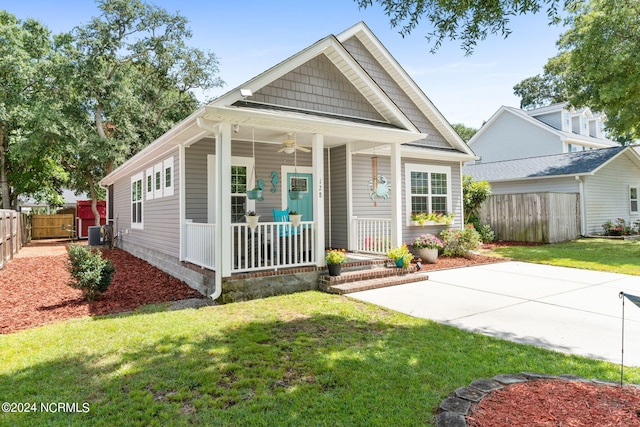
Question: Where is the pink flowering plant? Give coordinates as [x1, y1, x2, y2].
[411, 234, 443, 250]
[602, 218, 635, 236]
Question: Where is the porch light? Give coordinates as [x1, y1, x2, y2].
[240, 88, 253, 97]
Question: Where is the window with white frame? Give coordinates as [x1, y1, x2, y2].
[405, 164, 451, 223]
[131, 172, 143, 229]
[146, 167, 154, 200]
[231, 165, 248, 223]
[153, 162, 163, 199]
[630, 186, 638, 213]
[163, 156, 174, 197]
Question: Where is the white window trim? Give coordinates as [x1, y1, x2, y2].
[404, 163, 452, 226]
[131, 172, 144, 229]
[207, 155, 255, 224]
[146, 167, 154, 200]
[630, 185, 639, 214]
[153, 162, 163, 199]
[163, 156, 174, 197]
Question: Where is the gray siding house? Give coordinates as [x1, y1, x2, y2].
[100, 22, 476, 299]
[464, 146, 640, 236]
[468, 103, 616, 164]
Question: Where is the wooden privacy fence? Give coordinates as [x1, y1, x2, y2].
[478, 192, 581, 244]
[31, 214, 75, 239]
[0, 210, 24, 269]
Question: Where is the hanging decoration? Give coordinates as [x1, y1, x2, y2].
[289, 134, 304, 201]
[246, 128, 264, 201]
[270, 171, 279, 193]
[368, 154, 390, 205]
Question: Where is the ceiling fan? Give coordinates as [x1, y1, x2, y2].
[277, 133, 310, 154]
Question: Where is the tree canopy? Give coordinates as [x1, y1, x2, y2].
[451, 123, 477, 142]
[546, 0, 640, 140]
[355, 0, 566, 54]
[0, 11, 70, 209]
[512, 73, 568, 110]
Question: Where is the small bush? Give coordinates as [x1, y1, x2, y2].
[67, 244, 115, 301]
[602, 218, 635, 236]
[439, 225, 482, 257]
[469, 217, 495, 243]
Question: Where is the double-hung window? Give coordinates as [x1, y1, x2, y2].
[231, 165, 248, 223]
[631, 186, 639, 213]
[405, 164, 451, 224]
[131, 172, 143, 229]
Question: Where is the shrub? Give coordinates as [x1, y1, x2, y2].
[439, 225, 482, 257]
[602, 218, 635, 236]
[469, 217, 495, 243]
[67, 244, 115, 301]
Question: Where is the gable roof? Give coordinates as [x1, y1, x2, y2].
[463, 146, 636, 182]
[468, 105, 617, 148]
[101, 22, 475, 186]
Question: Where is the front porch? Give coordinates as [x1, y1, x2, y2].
[179, 248, 429, 303]
[182, 217, 393, 275]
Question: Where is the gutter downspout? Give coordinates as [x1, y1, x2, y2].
[575, 176, 587, 236]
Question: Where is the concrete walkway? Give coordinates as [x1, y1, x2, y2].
[350, 261, 640, 366]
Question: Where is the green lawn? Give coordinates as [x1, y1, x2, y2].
[2, 291, 637, 426]
[491, 238, 640, 275]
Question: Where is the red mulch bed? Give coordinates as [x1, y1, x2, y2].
[0, 240, 201, 334]
[467, 379, 640, 427]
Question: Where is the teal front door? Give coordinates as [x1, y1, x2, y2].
[287, 172, 313, 222]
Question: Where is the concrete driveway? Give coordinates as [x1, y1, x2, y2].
[350, 261, 640, 366]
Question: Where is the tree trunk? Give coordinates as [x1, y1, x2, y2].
[0, 124, 11, 210]
[87, 173, 100, 226]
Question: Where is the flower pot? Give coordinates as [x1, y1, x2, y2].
[418, 247, 438, 264]
[247, 189, 263, 200]
[246, 215, 260, 230]
[395, 258, 404, 268]
[327, 263, 342, 276]
[289, 214, 302, 227]
[289, 190, 304, 200]
[410, 220, 442, 227]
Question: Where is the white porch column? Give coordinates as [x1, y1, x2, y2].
[216, 122, 232, 278]
[312, 134, 326, 266]
[346, 142, 354, 250]
[390, 142, 403, 248]
[179, 145, 186, 261]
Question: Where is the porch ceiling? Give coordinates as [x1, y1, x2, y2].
[203, 105, 423, 147]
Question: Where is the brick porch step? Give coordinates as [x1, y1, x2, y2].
[324, 272, 430, 294]
[319, 262, 429, 294]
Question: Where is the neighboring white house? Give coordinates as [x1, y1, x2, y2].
[99, 22, 476, 300]
[464, 146, 640, 236]
[468, 103, 616, 164]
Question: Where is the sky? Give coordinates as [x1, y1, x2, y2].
[5, 0, 567, 129]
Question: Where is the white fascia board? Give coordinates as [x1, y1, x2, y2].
[481, 173, 592, 184]
[210, 35, 416, 132]
[590, 147, 640, 175]
[100, 107, 207, 186]
[339, 22, 473, 156]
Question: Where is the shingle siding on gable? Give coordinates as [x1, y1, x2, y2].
[251, 55, 385, 121]
[472, 112, 562, 162]
[341, 37, 452, 149]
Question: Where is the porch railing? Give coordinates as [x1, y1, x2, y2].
[231, 221, 316, 273]
[183, 220, 316, 273]
[351, 217, 391, 254]
[184, 221, 216, 270]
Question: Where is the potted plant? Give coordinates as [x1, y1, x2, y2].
[411, 233, 443, 264]
[289, 210, 302, 227]
[410, 212, 455, 226]
[386, 243, 414, 268]
[245, 210, 260, 230]
[247, 186, 263, 200]
[325, 248, 348, 276]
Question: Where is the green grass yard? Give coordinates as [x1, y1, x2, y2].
[1, 291, 637, 426]
[491, 238, 640, 275]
